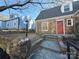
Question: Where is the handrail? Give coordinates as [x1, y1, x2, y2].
[67, 40, 79, 50]
[63, 36, 79, 59]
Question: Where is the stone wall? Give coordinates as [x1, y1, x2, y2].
[64, 18, 74, 34]
[36, 19, 56, 34]
[49, 20, 56, 34]
[36, 21, 42, 33]
[74, 17, 79, 33]
[36, 17, 76, 34]
[0, 36, 30, 59]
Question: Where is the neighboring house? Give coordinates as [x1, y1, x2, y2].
[6, 18, 19, 29]
[19, 17, 26, 30]
[5, 17, 26, 30]
[0, 14, 9, 29]
[0, 14, 9, 20]
[0, 17, 26, 30]
[2, 21, 6, 29]
[0, 15, 34, 31]
[0, 21, 2, 29]
[0, 21, 6, 29]
[36, 1, 79, 34]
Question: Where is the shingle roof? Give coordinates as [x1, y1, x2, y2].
[36, 1, 79, 20]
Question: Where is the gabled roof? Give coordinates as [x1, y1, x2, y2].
[0, 14, 9, 20]
[36, 1, 79, 20]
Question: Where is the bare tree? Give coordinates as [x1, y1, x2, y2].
[0, 0, 64, 12]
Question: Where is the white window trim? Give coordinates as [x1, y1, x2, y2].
[61, 2, 73, 13]
[41, 22, 48, 31]
[66, 19, 73, 26]
[64, 4, 70, 12]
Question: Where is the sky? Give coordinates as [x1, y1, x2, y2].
[0, 0, 78, 21]
[0, 0, 42, 20]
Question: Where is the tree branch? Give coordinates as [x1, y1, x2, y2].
[0, 0, 31, 12]
[0, 0, 55, 12]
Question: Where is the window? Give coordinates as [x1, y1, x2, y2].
[14, 22, 16, 25]
[7, 23, 9, 26]
[66, 19, 73, 26]
[41, 22, 48, 31]
[64, 4, 70, 12]
[61, 2, 73, 13]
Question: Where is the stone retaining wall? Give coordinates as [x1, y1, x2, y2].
[0, 36, 29, 59]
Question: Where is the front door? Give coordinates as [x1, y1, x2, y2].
[56, 21, 64, 34]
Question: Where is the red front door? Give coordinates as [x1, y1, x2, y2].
[56, 21, 64, 34]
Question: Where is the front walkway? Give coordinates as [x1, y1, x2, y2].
[29, 34, 75, 59]
[29, 40, 67, 59]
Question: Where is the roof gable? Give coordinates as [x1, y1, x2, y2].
[36, 1, 79, 20]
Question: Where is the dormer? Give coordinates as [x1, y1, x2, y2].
[61, 2, 73, 13]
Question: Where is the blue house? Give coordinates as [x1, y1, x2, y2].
[0, 21, 6, 29]
[19, 17, 26, 29]
[6, 18, 18, 29]
[2, 21, 6, 29]
[0, 21, 2, 29]
[5, 17, 26, 30]
[0, 16, 33, 31]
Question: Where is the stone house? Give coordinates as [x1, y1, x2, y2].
[36, 1, 79, 35]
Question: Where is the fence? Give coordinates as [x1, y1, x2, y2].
[63, 36, 79, 59]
